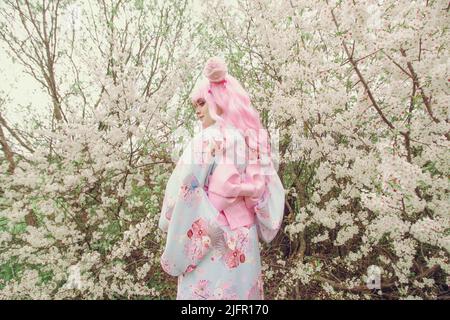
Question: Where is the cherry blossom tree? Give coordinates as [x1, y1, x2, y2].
[200, 0, 449, 299]
[0, 0, 448, 300]
[0, 0, 200, 299]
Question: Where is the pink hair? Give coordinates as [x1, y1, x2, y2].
[190, 57, 271, 159]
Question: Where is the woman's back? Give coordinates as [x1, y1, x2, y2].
[159, 123, 285, 299]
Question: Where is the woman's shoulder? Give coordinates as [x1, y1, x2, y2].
[190, 123, 247, 153]
[191, 124, 219, 145]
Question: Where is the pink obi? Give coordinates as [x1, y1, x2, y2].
[206, 162, 266, 230]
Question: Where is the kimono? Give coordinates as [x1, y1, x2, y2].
[158, 121, 285, 300]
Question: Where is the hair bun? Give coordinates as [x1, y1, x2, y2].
[203, 56, 228, 82]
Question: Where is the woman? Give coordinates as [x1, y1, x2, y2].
[158, 57, 285, 300]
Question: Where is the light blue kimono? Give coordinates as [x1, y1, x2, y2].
[158, 122, 285, 300]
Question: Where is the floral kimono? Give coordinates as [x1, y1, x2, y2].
[158, 122, 285, 300]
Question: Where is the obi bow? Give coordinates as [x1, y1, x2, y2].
[207, 162, 266, 230]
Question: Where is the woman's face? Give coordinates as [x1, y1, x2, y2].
[192, 97, 222, 128]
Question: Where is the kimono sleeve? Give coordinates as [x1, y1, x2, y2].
[254, 160, 286, 244]
[158, 134, 221, 277]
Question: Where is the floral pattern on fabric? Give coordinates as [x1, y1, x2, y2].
[158, 123, 285, 299]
